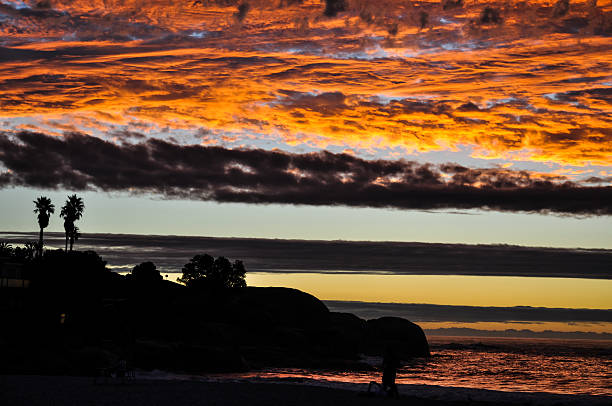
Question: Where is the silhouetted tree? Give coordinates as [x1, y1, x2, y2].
[179, 254, 246, 289]
[33, 196, 55, 257]
[68, 226, 80, 252]
[19, 242, 38, 262]
[0, 242, 38, 262]
[29, 249, 114, 308]
[178, 254, 214, 287]
[229, 260, 247, 288]
[6, 243, 37, 263]
[60, 194, 84, 251]
[0, 241, 13, 257]
[131, 261, 163, 283]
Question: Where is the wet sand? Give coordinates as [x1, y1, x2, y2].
[2, 375, 611, 406]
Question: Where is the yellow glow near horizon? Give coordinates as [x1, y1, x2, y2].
[246, 273, 612, 310]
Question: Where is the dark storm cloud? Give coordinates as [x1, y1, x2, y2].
[1, 131, 610, 215]
[2, 232, 611, 278]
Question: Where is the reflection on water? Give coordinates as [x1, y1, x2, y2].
[206, 337, 612, 396]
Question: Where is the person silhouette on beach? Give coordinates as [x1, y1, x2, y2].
[382, 346, 400, 399]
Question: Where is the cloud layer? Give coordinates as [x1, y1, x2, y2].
[0, 0, 610, 174]
[1, 131, 610, 214]
[325, 301, 612, 323]
[2, 231, 611, 278]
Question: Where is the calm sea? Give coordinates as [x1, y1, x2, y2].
[193, 337, 612, 397]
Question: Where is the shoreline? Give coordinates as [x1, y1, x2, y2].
[2, 375, 611, 406]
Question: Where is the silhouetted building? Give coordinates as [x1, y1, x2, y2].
[0, 258, 28, 289]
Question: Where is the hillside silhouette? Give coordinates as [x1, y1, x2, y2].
[0, 247, 429, 376]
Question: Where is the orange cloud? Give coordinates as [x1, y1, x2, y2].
[0, 0, 610, 169]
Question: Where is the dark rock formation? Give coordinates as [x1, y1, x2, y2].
[230, 287, 330, 328]
[1, 252, 430, 374]
[365, 317, 431, 358]
[328, 312, 367, 357]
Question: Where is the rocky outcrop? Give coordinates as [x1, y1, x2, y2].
[365, 316, 430, 358]
[327, 313, 430, 359]
[229, 287, 330, 328]
[3, 279, 430, 375]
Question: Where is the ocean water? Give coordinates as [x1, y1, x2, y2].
[191, 337, 612, 397]
[420, 337, 612, 395]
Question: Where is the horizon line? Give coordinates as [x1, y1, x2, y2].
[2, 230, 611, 252]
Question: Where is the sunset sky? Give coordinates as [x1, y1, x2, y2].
[1, 0, 611, 342]
[0, 0, 611, 246]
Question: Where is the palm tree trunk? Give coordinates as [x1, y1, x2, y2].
[38, 228, 44, 258]
[65, 234, 68, 252]
[69, 237, 74, 252]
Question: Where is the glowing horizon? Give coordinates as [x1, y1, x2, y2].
[246, 273, 612, 309]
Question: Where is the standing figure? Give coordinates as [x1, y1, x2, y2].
[382, 346, 400, 398]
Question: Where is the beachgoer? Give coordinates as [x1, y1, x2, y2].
[382, 346, 400, 399]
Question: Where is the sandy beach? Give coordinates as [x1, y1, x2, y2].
[2, 375, 611, 406]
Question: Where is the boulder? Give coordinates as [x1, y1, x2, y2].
[327, 312, 367, 356]
[229, 287, 330, 328]
[366, 316, 430, 358]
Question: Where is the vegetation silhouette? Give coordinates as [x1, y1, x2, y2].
[129, 261, 163, 284]
[60, 194, 84, 252]
[0, 241, 38, 262]
[178, 254, 246, 289]
[0, 241, 13, 256]
[33, 196, 54, 258]
[68, 226, 80, 252]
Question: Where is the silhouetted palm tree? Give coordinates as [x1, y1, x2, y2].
[60, 194, 84, 252]
[69, 226, 80, 252]
[33, 196, 55, 257]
